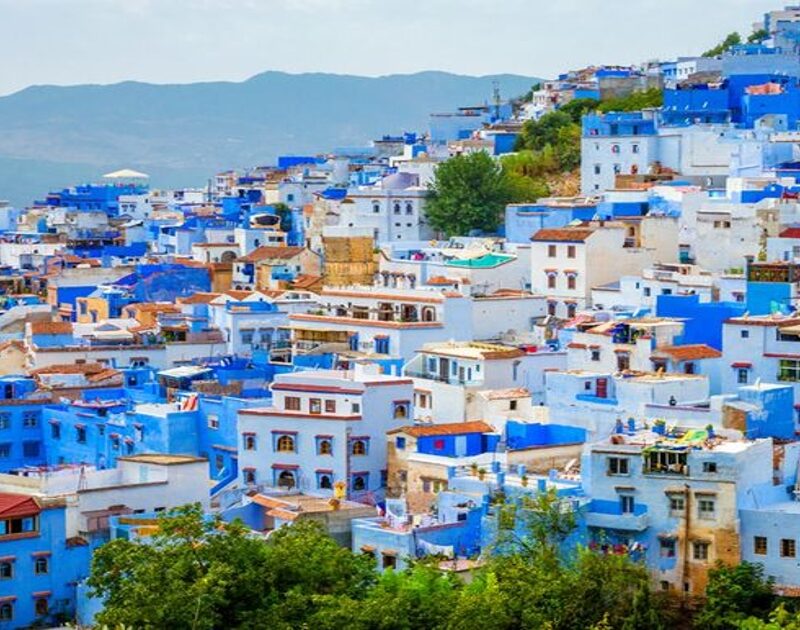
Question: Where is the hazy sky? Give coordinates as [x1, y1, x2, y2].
[0, 0, 779, 96]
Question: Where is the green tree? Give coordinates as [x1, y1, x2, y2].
[88, 505, 375, 629]
[426, 151, 516, 236]
[271, 202, 293, 233]
[695, 562, 776, 630]
[597, 88, 664, 113]
[703, 31, 742, 57]
[740, 604, 800, 629]
[748, 28, 769, 44]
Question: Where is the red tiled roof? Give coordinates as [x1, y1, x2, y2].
[178, 292, 222, 305]
[780, 227, 800, 239]
[652, 344, 721, 361]
[531, 227, 596, 242]
[389, 421, 495, 437]
[29, 321, 73, 335]
[0, 494, 40, 518]
[238, 246, 305, 263]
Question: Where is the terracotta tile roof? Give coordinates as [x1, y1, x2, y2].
[0, 493, 40, 517]
[30, 321, 73, 335]
[484, 388, 530, 400]
[128, 303, 180, 313]
[178, 292, 222, 305]
[31, 362, 107, 376]
[292, 274, 321, 290]
[224, 290, 252, 300]
[531, 227, 596, 242]
[86, 368, 122, 383]
[238, 246, 305, 263]
[651, 344, 722, 361]
[389, 421, 495, 437]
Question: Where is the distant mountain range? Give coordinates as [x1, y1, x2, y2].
[0, 70, 541, 206]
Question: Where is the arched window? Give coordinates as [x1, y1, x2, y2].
[276, 435, 295, 452]
[319, 475, 332, 490]
[394, 404, 407, 420]
[393, 202, 401, 215]
[278, 470, 296, 489]
[318, 439, 332, 455]
[351, 440, 367, 456]
[421, 307, 435, 322]
[0, 603, 11, 621]
[372, 201, 380, 213]
[353, 475, 367, 491]
[405, 202, 413, 215]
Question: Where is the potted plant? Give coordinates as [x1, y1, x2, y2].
[470, 462, 479, 477]
[520, 474, 529, 488]
[478, 467, 487, 481]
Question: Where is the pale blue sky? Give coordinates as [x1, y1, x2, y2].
[0, 0, 779, 95]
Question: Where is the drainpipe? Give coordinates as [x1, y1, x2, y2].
[681, 483, 691, 602]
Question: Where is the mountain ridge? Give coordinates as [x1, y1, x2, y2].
[0, 70, 541, 206]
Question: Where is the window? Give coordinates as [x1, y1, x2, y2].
[51, 423, 61, 439]
[325, 400, 337, 413]
[0, 413, 9, 430]
[318, 474, 333, 490]
[405, 202, 413, 215]
[741, 329, 750, 339]
[215, 454, 224, 472]
[782, 539, 797, 558]
[548, 244, 557, 258]
[35, 598, 48, 617]
[351, 439, 368, 456]
[317, 438, 332, 455]
[76, 426, 86, 444]
[352, 473, 368, 491]
[276, 435, 296, 453]
[591, 350, 601, 361]
[243, 434, 256, 451]
[632, 144, 640, 154]
[23, 441, 40, 458]
[243, 469, 256, 484]
[737, 369, 749, 384]
[240, 330, 254, 345]
[393, 203, 401, 215]
[669, 495, 685, 514]
[697, 498, 716, 520]
[611, 144, 620, 154]
[309, 398, 322, 414]
[702, 462, 717, 473]
[285, 397, 301, 411]
[660, 538, 676, 558]
[372, 201, 380, 213]
[547, 302, 556, 316]
[0, 603, 11, 621]
[567, 275, 577, 290]
[207, 414, 219, 430]
[684, 362, 695, 375]
[693, 541, 710, 561]
[643, 287, 651, 297]
[754, 536, 768, 555]
[509, 400, 518, 411]
[395, 436, 406, 450]
[382, 553, 397, 570]
[34, 556, 49, 575]
[23, 411, 39, 428]
[607, 457, 629, 475]
[567, 245, 576, 258]
[0, 561, 11, 579]
[620, 495, 635, 514]
[547, 275, 556, 290]
[393, 402, 408, 420]
[351, 402, 361, 414]
[779, 359, 800, 382]
[594, 164, 601, 175]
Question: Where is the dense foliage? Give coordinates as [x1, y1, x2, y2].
[703, 32, 743, 57]
[425, 151, 518, 237]
[90, 501, 800, 630]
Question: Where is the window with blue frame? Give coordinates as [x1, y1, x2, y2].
[0, 443, 10, 458]
[316, 471, 334, 490]
[350, 438, 369, 456]
[395, 436, 406, 450]
[392, 401, 409, 420]
[427, 357, 437, 372]
[76, 426, 87, 444]
[22, 411, 40, 428]
[0, 514, 38, 536]
[0, 413, 10, 430]
[316, 436, 333, 455]
[22, 441, 39, 458]
[243, 468, 256, 484]
[380, 470, 387, 487]
[50, 423, 60, 439]
[274, 433, 297, 453]
[351, 472, 369, 492]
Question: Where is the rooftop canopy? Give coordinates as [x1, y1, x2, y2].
[102, 168, 150, 179]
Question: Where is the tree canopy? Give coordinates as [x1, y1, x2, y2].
[703, 31, 743, 57]
[425, 151, 518, 237]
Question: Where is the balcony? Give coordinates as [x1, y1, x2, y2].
[403, 370, 482, 386]
[585, 510, 649, 532]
